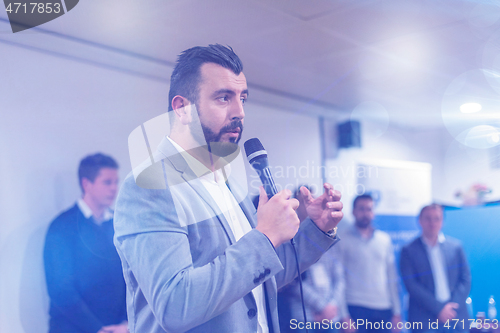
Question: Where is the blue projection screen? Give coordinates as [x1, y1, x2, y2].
[443, 204, 500, 315]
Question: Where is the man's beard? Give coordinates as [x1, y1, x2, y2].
[202, 119, 243, 144]
[203, 120, 243, 157]
[355, 218, 371, 229]
[189, 110, 243, 157]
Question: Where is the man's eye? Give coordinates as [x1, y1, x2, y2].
[218, 96, 228, 102]
[241, 97, 247, 105]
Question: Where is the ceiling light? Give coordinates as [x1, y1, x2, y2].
[460, 103, 482, 113]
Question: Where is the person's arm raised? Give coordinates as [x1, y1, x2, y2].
[301, 183, 343, 233]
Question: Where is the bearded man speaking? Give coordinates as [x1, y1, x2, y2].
[113, 44, 344, 333]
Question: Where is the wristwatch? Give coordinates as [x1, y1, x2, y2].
[326, 226, 338, 237]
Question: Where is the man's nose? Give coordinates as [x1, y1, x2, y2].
[230, 99, 245, 120]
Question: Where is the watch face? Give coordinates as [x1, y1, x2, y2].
[327, 227, 337, 236]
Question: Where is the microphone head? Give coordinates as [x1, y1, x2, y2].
[244, 138, 269, 169]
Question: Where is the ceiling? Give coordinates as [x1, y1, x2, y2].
[2, 0, 500, 130]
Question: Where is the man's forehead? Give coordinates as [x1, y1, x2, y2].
[96, 167, 118, 177]
[425, 208, 442, 216]
[200, 63, 247, 89]
[355, 199, 373, 207]
[421, 207, 443, 219]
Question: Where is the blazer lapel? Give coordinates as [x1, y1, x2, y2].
[158, 137, 237, 244]
[227, 174, 258, 229]
[416, 238, 436, 293]
[440, 240, 453, 287]
[240, 197, 258, 229]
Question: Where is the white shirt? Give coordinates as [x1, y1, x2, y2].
[167, 137, 269, 333]
[77, 199, 113, 225]
[422, 233, 450, 303]
[336, 225, 401, 318]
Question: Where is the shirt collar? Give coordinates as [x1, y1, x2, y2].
[167, 136, 232, 183]
[421, 232, 445, 248]
[77, 199, 113, 224]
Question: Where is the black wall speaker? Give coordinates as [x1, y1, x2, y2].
[338, 120, 361, 148]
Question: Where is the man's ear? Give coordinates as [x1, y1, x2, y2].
[81, 177, 91, 193]
[172, 96, 193, 125]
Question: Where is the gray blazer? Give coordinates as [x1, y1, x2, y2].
[113, 137, 339, 333]
[400, 236, 471, 332]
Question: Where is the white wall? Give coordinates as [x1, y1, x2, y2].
[0, 42, 323, 332]
[0, 41, 170, 333]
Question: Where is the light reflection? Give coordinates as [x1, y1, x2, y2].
[442, 69, 500, 148]
[460, 103, 482, 113]
[459, 125, 500, 149]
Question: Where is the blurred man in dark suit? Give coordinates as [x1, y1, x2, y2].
[400, 204, 471, 333]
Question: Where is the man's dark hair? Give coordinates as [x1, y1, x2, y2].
[78, 153, 119, 192]
[418, 203, 443, 220]
[353, 194, 373, 209]
[168, 44, 243, 112]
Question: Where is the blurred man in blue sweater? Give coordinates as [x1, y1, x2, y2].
[44, 153, 127, 333]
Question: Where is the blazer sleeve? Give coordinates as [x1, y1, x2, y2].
[274, 218, 340, 290]
[399, 245, 446, 317]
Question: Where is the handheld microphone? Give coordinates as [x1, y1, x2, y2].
[244, 138, 308, 328]
[244, 138, 278, 199]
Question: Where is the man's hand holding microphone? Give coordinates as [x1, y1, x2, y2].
[256, 183, 343, 248]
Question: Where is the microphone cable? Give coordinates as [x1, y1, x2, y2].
[291, 239, 310, 333]
[244, 138, 309, 333]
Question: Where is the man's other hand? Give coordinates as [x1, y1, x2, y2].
[256, 187, 300, 248]
[98, 323, 129, 333]
[391, 314, 402, 333]
[314, 303, 338, 321]
[301, 183, 343, 233]
[438, 302, 459, 323]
